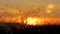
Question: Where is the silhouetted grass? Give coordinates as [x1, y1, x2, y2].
[0, 22, 60, 34]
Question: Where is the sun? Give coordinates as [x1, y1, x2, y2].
[27, 17, 37, 25]
[25, 17, 41, 25]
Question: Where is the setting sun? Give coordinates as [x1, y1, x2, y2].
[25, 17, 41, 25]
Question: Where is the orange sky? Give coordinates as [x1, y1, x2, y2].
[0, 0, 60, 18]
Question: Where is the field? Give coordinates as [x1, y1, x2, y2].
[0, 22, 60, 34]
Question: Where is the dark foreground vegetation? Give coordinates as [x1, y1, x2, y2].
[0, 22, 60, 34]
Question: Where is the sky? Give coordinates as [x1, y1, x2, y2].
[0, 0, 60, 18]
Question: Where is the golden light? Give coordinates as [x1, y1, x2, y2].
[46, 4, 55, 14]
[0, 16, 60, 26]
[47, 4, 54, 9]
[46, 9, 52, 14]
[25, 17, 41, 25]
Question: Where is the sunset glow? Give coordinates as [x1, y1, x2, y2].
[0, 0, 60, 33]
[0, 16, 60, 26]
[47, 4, 54, 9]
[46, 9, 52, 14]
[26, 17, 41, 25]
